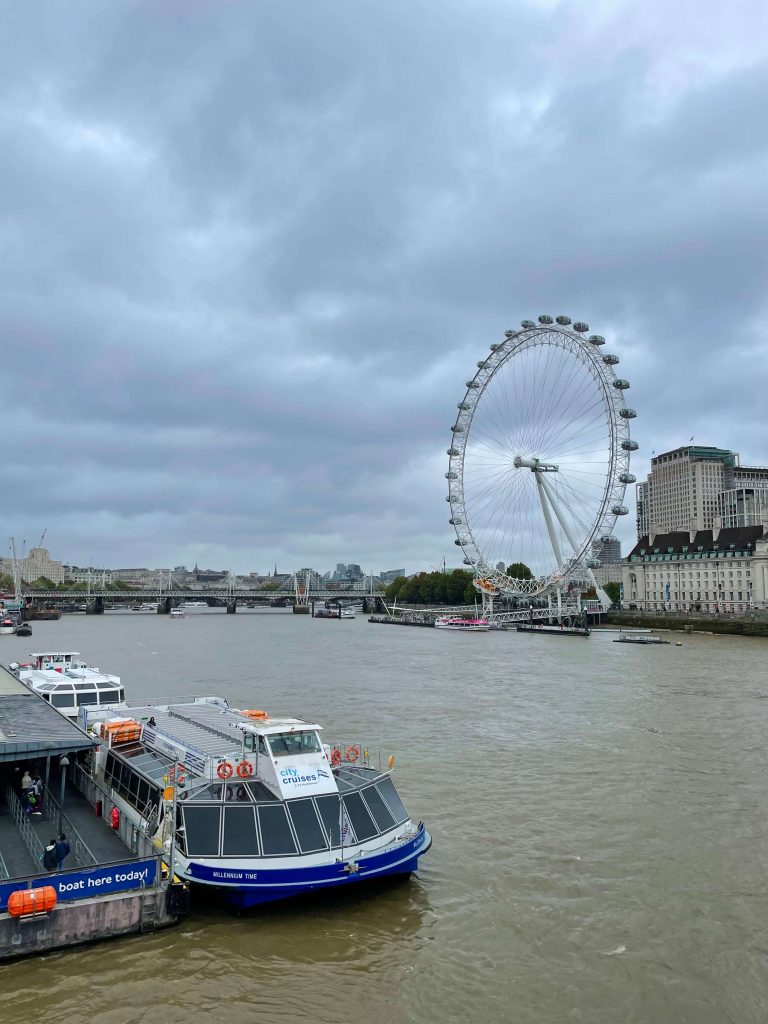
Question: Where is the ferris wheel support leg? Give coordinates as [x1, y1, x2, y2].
[535, 473, 564, 567]
[538, 473, 581, 555]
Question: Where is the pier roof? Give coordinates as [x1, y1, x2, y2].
[0, 667, 95, 763]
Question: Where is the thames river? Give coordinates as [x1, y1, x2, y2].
[1, 610, 767, 1024]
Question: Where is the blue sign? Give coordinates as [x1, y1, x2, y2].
[0, 858, 157, 911]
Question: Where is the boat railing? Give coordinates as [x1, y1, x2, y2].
[326, 743, 389, 773]
[0, 847, 9, 881]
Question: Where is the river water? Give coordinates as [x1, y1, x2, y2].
[1, 610, 767, 1023]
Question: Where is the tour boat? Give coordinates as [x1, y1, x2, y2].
[434, 616, 490, 631]
[170, 608, 186, 618]
[341, 608, 355, 619]
[11, 651, 126, 718]
[81, 697, 431, 910]
[0, 616, 17, 635]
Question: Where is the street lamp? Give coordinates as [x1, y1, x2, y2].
[58, 754, 70, 833]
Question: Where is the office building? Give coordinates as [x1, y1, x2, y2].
[635, 446, 768, 538]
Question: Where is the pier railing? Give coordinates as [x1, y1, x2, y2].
[42, 789, 98, 868]
[0, 849, 9, 881]
[70, 761, 157, 859]
[5, 786, 45, 866]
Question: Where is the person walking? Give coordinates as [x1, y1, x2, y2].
[42, 839, 58, 872]
[55, 834, 71, 870]
[20, 770, 33, 797]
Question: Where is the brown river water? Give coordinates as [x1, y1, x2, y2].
[1, 610, 767, 1024]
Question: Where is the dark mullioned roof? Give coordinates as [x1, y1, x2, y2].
[628, 526, 764, 560]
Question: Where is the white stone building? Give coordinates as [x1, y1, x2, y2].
[0, 547, 66, 584]
[622, 524, 768, 613]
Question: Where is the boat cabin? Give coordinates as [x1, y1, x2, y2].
[12, 652, 125, 718]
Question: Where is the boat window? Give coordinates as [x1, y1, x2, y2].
[246, 781, 277, 802]
[190, 784, 224, 801]
[222, 806, 259, 856]
[376, 777, 409, 824]
[342, 792, 377, 841]
[287, 799, 328, 853]
[257, 805, 298, 855]
[361, 786, 396, 832]
[51, 693, 74, 708]
[315, 795, 342, 847]
[76, 691, 101, 706]
[268, 732, 321, 757]
[183, 806, 222, 856]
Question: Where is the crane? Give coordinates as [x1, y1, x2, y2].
[36, 529, 47, 550]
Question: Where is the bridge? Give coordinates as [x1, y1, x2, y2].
[20, 584, 385, 615]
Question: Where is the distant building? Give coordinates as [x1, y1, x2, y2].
[380, 569, 405, 583]
[1, 547, 66, 585]
[591, 537, 621, 564]
[345, 563, 363, 581]
[635, 445, 768, 538]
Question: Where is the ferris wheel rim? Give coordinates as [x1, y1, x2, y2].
[447, 320, 634, 596]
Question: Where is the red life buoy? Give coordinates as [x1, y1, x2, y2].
[345, 745, 360, 763]
[217, 761, 234, 780]
[331, 748, 342, 767]
[236, 760, 254, 779]
[110, 806, 120, 830]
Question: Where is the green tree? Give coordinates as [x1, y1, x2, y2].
[384, 576, 407, 601]
[506, 562, 533, 580]
[602, 581, 621, 606]
[30, 576, 57, 590]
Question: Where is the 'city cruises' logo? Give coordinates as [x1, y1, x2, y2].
[280, 766, 319, 786]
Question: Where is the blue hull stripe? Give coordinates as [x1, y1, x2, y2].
[183, 825, 431, 906]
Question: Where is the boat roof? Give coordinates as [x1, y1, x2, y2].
[22, 670, 122, 691]
[122, 700, 321, 760]
[0, 666, 96, 762]
[30, 651, 82, 658]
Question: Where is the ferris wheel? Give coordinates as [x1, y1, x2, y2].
[446, 316, 637, 601]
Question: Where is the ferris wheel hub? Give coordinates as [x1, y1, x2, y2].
[513, 455, 559, 472]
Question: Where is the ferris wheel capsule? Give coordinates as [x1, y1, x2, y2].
[538, 314, 553, 324]
[619, 407, 636, 418]
[588, 335, 605, 345]
[622, 439, 639, 450]
[555, 315, 571, 325]
[521, 319, 535, 328]
[573, 322, 589, 332]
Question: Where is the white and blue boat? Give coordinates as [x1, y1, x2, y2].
[83, 697, 431, 910]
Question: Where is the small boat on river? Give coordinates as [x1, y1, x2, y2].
[170, 608, 186, 618]
[516, 622, 591, 637]
[435, 616, 490, 631]
[81, 697, 431, 910]
[613, 634, 670, 645]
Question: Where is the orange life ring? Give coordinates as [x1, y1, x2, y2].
[217, 762, 234, 780]
[345, 745, 360, 763]
[237, 760, 254, 779]
[331, 748, 342, 767]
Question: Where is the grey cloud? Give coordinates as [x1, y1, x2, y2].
[1, 0, 766, 572]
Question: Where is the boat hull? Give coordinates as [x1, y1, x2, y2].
[184, 823, 432, 909]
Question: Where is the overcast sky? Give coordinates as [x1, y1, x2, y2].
[1, 0, 767, 575]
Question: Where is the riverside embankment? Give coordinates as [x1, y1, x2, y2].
[606, 611, 768, 637]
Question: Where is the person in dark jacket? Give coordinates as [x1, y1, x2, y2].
[42, 840, 58, 872]
[55, 834, 71, 870]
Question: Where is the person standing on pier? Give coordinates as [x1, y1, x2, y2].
[42, 840, 58, 872]
[55, 834, 71, 870]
